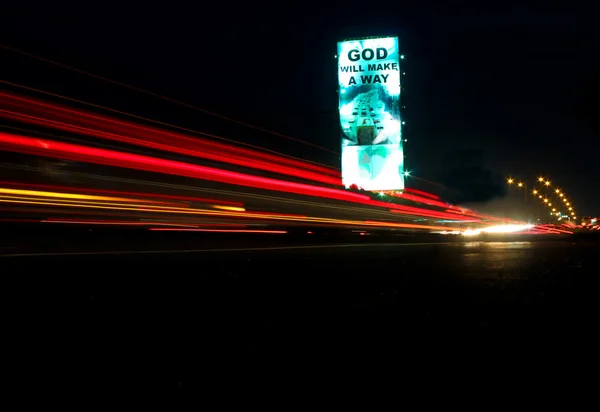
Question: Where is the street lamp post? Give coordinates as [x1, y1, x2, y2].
[517, 181, 527, 206]
[510, 175, 578, 223]
[507, 177, 531, 221]
[536, 176, 579, 222]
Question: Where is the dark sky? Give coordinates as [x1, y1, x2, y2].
[2, 1, 599, 214]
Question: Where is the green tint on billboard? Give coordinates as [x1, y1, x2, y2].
[337, 37, 404, 191]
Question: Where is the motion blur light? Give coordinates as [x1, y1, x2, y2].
[461, 224, 533, 237]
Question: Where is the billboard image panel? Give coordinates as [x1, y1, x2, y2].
[337, 37, 404, 191]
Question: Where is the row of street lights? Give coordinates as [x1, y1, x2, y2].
[507, 176, 576, 221]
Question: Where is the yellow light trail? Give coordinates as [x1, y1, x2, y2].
[1, 164, 498, 224]
[0, 187, 183, 206]
[0, 194, 197, 211]
[0, 197, 459, 232]
[212, 205, 246, 212]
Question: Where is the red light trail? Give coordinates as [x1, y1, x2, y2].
[403, 187, 441, 200]
[0, 91, 341, 183]
[0, 131, 479, 221]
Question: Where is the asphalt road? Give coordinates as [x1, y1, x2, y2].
[3, 228, 598, 390]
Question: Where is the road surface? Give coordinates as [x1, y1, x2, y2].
[4, 229, 598, 390]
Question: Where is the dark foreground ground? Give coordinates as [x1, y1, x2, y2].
[2, 225, 599, 391]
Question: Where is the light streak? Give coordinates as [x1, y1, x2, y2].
[0, 194, 462, 232]
[42, 220, 198, 227]
[0, 132, 480, 221]
[148, 228, 287, 234]
[0, 131, 368, 203]
[211, 205, 246, 212]
[0, 91, 340, 179]
[0, 187, 180, 206]
[461, 224, 535, 236]
[0, 181, 245, 207]
[402, 188, 440, 200]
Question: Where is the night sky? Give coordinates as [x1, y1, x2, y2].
[2, 1, 599, 213]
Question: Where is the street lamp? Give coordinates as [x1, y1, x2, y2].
[516, 182, 528, 204]
[507, 177, 529, 210]
[538, 175, 578, 217]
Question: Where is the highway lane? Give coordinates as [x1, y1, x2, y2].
[0, 161, 487, 228]
[0, 224, 582, 257]
[4, 232, 598, 390]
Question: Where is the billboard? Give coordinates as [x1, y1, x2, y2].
[337, 37, 404, 191]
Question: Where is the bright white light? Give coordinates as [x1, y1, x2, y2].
[482, 224, 533, 233]
[461, 224, 533, 236]
[433, 230, 461, 235]
[341, 144, 404, 191]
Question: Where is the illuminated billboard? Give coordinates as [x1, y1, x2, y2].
[337, 37, 404, 191]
